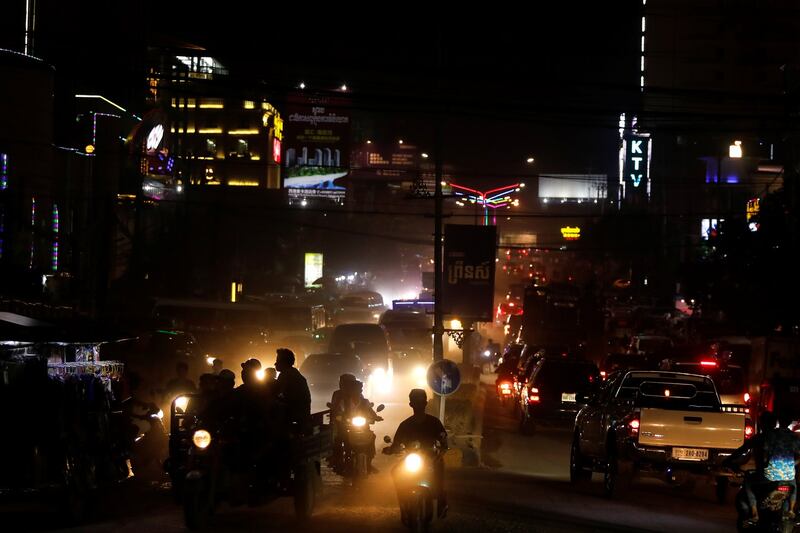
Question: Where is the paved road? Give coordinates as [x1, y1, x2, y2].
[7, 381, 739, 532]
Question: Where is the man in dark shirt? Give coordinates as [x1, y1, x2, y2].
[384, 388, 448, 516]
[274, 348, 311, 428]
[165, 361, 196, 401]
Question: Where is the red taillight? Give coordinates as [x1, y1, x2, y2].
[528, 387, 540, 403]
[745, 424, 754, 438]
[744, 393, 751, 404]
[628, 418, 640, 434]
[700, 360, 717, 367]
[600, 371, 607, 378]
[778, 485, 791, 493]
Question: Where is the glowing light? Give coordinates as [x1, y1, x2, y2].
[421, 152, 429, 158]
[404, 453, 422, 473]
[0, 153, 7, 190]
[85, 144, 95, 154]
[146, 124, 164, 151]
[192, 429, 212, 449]
[199, 103, 224, 109]
[51, 204, 59, 271]
[300, 199, 308, 207]
[729, 140, 743, 158]
[398, 139, 404, 144]
[526, 157, 534, 163]
[560, 226, 581, 241]
[255, 368, 266, 380]
[243, 100, 255, 109]
[299, 82, 306, 89]
[198, 128, 223, 134]
[75, 94, 128, 113]
[450, 319, 462, 330]
[231, 282, 237, 302]
[351, 416, 366, 427]
[175, 396, 189, 413]
[228, 180, 259, 187]
[228, 129, 260, 135]
[340, 84, 348, 91]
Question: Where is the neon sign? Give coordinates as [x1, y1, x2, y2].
[625, 134, 650, 188]
[560, 226, 581, 241]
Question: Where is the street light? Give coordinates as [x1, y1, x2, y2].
[526, 157, 535, 164]
[299, 81, 306, 89]
[421, 152, 429, 158]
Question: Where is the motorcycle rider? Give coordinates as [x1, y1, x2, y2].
[383, 388, 448, 517]
[724, 410, 800, 525]
[342, 379, 383, 473]
[330, 373, 357, 470]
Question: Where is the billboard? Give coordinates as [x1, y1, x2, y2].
[283, 94, 350, 201]
[304, 252, 323, 287]
[538, 174, 607, 200]
[443, 225, 496, 322]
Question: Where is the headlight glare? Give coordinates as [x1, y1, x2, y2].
[351, 416, 366, 427]
[192, 429, 212, 449]
[404, 452, 423, 473]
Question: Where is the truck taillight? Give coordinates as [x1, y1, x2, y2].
[745, 423, 754, 438]
[628, 418, 640, 435]
[744, 392, 751, 404]
[600, 371, 607, 380]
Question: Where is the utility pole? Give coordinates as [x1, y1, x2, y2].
[433, 29, 445, 363]
[433, 121, 444, 362]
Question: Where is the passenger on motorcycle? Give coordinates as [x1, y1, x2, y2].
[274, 348, 311, 429]
[383, 389, 448, 516]
[725, 410, 800, 525]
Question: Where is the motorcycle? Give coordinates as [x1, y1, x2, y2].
[383, 436, 445, 533]
[330, 403, 384, 483]
[122, 398, 168, 478]
[733, 468, 797, 533]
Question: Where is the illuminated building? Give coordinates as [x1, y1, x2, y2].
[146, 43, 282, 189]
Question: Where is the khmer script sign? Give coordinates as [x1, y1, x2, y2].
[443, 224, 496, 322]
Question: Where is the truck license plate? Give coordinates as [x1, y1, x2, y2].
[561, 393, 576, 402]
[672, 447, 709, 461]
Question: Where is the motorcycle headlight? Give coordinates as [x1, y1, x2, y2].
[175, 396, 189, 413]
[483, 350, 491, 357]
[155, 409, 164, 420]
[351, 416, 366, 427]
[192, 429, 212, 449]
[404, 452, 423, 473]
[255, 368, 266, 381]
[412, 365, 427, 378]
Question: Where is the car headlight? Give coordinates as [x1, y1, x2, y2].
[193, 429, 212, 449]
[413, 365, 427, 378]
[206, 355, 215, 366]
[372, 367, 386, 379]
[175, 396, 189, 413]
[404, 452, 423, 473]
[351, 416, 366, 427]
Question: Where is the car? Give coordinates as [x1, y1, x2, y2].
[571, 370, 749, 499]
[518, 357, 600, 434]
[328, 323, 392, 396]
[299, 352, 366, 411]
[599, 352, 657, 380]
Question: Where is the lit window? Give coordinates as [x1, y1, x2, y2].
[243, 100, 255, 109]
[237, 139, 249, 157]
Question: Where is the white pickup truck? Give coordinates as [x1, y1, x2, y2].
[571, 370, 749, 499]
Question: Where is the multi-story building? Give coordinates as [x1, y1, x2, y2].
[146, 43, 282, 190]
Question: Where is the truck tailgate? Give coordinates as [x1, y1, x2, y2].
[638, 408, 744, 449]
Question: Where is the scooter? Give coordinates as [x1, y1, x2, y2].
[733, 468, 797, 533]
[383, 436, 444, 533]
[341, 404, 384, 484]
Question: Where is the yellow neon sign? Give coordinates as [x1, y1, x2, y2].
[560, 226, 581, 240]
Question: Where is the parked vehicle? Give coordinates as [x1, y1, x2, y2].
[519, 357, 600, 434]
[571, 370, 748, 498]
